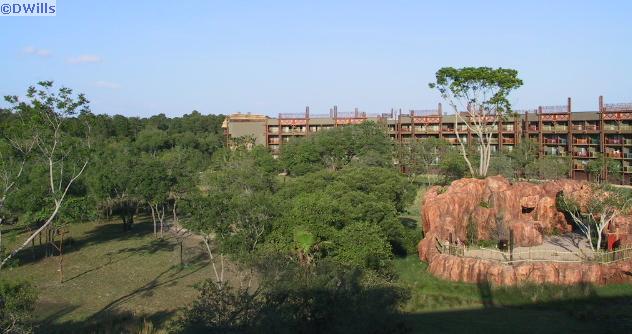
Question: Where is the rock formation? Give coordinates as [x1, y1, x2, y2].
[418, 176, 632, 285]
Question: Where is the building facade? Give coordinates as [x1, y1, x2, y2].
[222, 96, 632, 185]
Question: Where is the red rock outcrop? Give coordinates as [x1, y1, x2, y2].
[419, 176, 592, 262]
[426, 253, 632, 286]
[418, 176, 632, 285]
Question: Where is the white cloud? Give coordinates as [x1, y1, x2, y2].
[94, 81, 121, 89]
[67, 55, 102, 64]
[23, 46, 51, 57]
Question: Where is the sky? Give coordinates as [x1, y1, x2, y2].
[1, 0, 631, 117]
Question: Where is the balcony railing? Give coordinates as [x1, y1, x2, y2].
[541, 105, 568, 114]
[604, 103, 632, 112]
[606, 138, 624, 145]
[574, 164, 586, 170]
[573, 151, 596, 158]
[606, 151, 623, 158]
[573, 138, 598, 145]
[501, 138, 515, 144]
[543, 138, 568, 145]
[572, 124, 599, 131]
[544, 151, 567, 157]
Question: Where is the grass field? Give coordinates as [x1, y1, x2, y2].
[1, 218, 219, 332]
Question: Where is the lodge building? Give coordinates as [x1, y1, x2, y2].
[222, 96, 632, 185]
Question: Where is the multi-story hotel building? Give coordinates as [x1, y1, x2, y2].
[222, 96, 632, 185]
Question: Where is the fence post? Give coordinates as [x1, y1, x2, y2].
[509, 229, 514, 262]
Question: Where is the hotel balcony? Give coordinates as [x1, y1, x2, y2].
[573, 138, 599, 145]
[573, 150, 596, 158]
[544, 151, 567, 157]
[573, 163, 586, 171]
[501, 137, 515, 144]
[543, 138, 568, 145]
[606, 151, 623, 158]
[572, 124, 599, 131]
[605, 138, 626, 145]
[542, 125, 568, 132]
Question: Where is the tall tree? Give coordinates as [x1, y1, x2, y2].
[429, 67, 523, 177]
[1, 82, 91, 269]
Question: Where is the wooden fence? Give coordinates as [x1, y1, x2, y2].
[436, 237, 632, 265]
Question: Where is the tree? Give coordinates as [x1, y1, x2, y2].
[1, 82, 91, 269]
[586, 153, 622, 184]
[507, 137, 538, 178]
[558, 185, 631, 251]
[525, 156, 570, 180]
[180, 147, 278, 259]
[397, 137, 449, 183]
[89, 141, 141, 231]
[132, 155, 174, 238]
[280, 122, 392, 176]
[439, 147, 469, 181]
[429, 67, 523, 177]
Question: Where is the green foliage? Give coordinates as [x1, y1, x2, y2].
[264, 166, 416, 276]
[335, 222, 393, 273]
[439, 148, 469, 180]
[525, 156, 570, 180]
[171, 260, 410, 334]
[397, 137, 450, 182]
[586, 153, 622, 184]
[280, 122, 392, 176]
[507, 138, 538, 178]
[488, 154, 514, 179]
[0, 279, 37, 334]
[180, 148, 279, 258]
[429, 67, 523, 114]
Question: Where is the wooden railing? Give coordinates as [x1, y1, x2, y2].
[436, 238, 632, 265]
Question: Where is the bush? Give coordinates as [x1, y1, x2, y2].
[0, 279, 37, 334]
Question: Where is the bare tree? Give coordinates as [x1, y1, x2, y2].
[558, 185, 631, 251]
[1, 81, 91, 270]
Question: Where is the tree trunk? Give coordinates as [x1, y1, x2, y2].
[59, 231, 64, 283]
[150, 204, 157, 237]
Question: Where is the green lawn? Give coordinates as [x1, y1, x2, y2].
[1, 218, 218, 332]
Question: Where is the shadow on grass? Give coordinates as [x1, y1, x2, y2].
[11, 220, 157, 267]
[37, 309, 175, 334]
[92, 262, 207, 318]
[403, 294, 632, 334]
[31, 277, 632, 334]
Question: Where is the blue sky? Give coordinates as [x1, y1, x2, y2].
[1, 0, 631, 117]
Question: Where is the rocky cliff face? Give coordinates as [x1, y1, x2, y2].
[417, 176, 632, 285]
[427, 253, 632, 285]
